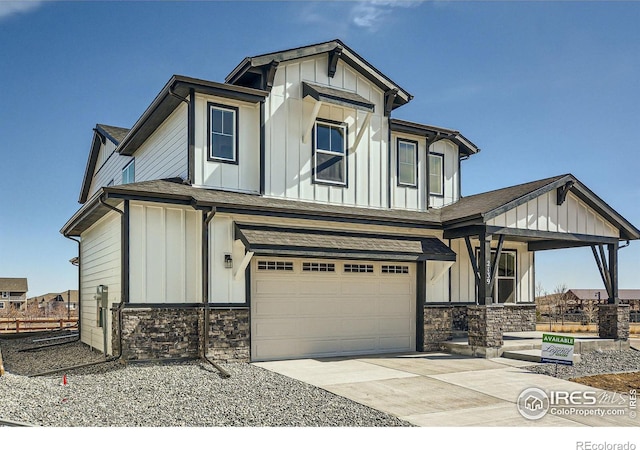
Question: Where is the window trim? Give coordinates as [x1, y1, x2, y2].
[122, 159, 135, 185]
[1, 292, 8, 299]
[475, 247, 518, 303]
[428, 152, 444, 197]
[396, 138, 418, 188]
[207, 102, 240, 165]
[312, 119, 348, 187]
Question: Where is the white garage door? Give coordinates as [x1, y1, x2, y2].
[251, 258, 416, 361]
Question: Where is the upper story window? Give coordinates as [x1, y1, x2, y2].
[429, 152, 444, 196]
[1, 292, 8, 299]
[397, 139, 418, 187]
[208, 103, 238, 164]
[313, 120, 347, 186]
[122, 160, 135, 185]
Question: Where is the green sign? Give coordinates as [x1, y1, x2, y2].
[541, 333, 574, 365]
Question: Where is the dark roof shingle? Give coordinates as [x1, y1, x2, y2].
[0, 278, 28, 292]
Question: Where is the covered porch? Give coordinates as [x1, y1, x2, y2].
[429, 174, 640, 356]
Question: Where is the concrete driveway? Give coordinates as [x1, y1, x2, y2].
[255, 353, 639, 427]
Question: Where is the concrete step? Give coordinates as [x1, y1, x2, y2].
[501, 348, 582, 364]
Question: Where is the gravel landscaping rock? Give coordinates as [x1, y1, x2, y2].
[524, 349, 640, 379]
[0, 334, 411, 427]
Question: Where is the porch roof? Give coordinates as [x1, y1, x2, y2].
[234, 223, 456, 262]
[440, 174, 640, 244]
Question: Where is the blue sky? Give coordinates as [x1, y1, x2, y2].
[0, 0, 638, 298]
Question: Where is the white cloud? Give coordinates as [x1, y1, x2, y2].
[0, 1, 43, 20]
[350, 0, 424, 31]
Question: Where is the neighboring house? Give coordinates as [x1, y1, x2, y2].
[27, 290, 79, 316]
[566, 289, 640, 312]
[0, 278, 28, 311]
[61, 39, 640, 362]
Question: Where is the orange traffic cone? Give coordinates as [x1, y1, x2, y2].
[61, 374, 68, 387]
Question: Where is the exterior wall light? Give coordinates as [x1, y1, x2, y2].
[224, 254, 233, 269]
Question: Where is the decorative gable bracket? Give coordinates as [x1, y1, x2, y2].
[328, 46, 343, 78]
[556, 180, 574, 205]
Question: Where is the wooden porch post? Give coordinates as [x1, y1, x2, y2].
[608, 243, 619, 305]
[478, 230, 493, 305]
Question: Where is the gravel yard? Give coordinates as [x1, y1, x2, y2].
[0, 333, 411, 427]
[525, 349, 640, 379]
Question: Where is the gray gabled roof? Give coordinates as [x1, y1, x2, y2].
[390, 119, 480, 156]
[440, 175, 568, 224]
[78, 124, 130, 204]
[225, 39, 412, 110]
[440, 174, 640, 240]
[96, 124, 130, 145]
[0, 278, 28, 292]
[64, 175, 640, 243]
[62, 178, 443, 237]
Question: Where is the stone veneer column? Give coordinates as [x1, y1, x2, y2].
[423, 306, 452, 351]
[598, 304, 630, 340]
[467, 304, 504, 348]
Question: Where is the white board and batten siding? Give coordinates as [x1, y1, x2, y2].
[88, 139, 130, 198]
[133, 103, 188, 182]
[87, 104, 188, 199]
[128, 202, 202, 304]
[448, 239, 534, 304]
[263, 55, 388, 208]
[428, 140, 460, 208]
[487, 190, 619, 238]
[193, 94, 260, 192]
[208, 215, 248, 304]
[80, 209, 121, 354]
[390, 135, 460, 211]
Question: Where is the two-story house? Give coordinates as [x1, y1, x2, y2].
[62, 40, 639, 362]
[0, 278, 29, 311]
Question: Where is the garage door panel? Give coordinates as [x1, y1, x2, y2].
[379, 317, 414, 334]
[339, 298, 373, 315]
[254, 279, 299, 296]
[253, 320, 299, 339]
[378, 298, 414, 315]
[298, 279, 340, 295]
[379, 336, 414, 351]
[251, 258, 416, 361]
[379, 281, 413, 295]
[340, 337, 379, 353]
[340, 282, 380, 295]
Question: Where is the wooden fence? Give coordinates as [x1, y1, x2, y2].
[0, 318, 78, 334]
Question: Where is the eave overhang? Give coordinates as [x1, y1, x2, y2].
[234, 223, 455, 262]
[63, 180, 444, 237]
[302, 81, 375, 113]
[117, 75, 268, 157]
[441, 174, 640, 243]
[390, 119, 480, 157]
[225, 39, 412, 110]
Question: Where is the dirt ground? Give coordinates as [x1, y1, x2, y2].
[570, 372, 640, 393]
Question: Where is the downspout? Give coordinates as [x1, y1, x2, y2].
[99, 195, 127, 358]
[62, 235, 81, 344]
[169, 84, 194, 185]
[199, 206, 230, 378]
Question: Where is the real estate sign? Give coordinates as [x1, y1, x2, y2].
[541, 334, 574, 365]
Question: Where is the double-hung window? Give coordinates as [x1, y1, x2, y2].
[313, 121, 347, 186]
[209, 103, 238, 163]
[122, 160, 135, 184]
[397, 139, 417, 187]
[428, 152, 444, 196]
[476, 249, 517, 303]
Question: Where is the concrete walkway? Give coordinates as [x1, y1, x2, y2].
[255, 353, 639, 427]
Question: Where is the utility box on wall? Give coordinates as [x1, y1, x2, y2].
[96, 285, 108, 327]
